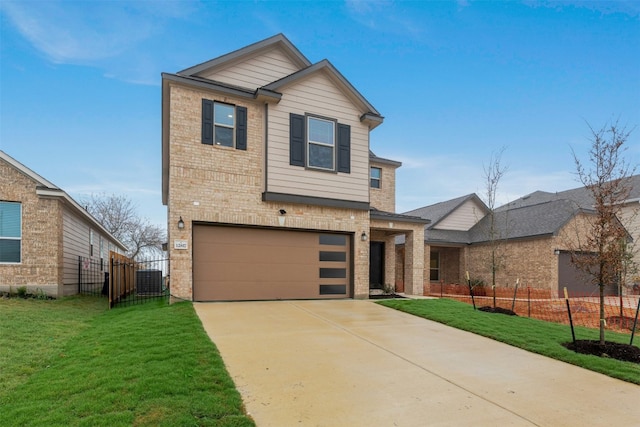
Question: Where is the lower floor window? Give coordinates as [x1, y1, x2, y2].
[430, 251, 440, 281]
[0, 201, 21, 263]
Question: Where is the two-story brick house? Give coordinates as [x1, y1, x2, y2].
[162, 34, 427, 302]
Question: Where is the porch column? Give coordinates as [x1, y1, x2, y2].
[384, 235, 396, 291]
[404, 228, 425, 295]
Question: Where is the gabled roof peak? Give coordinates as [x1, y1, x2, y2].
[178, 33, 311, 77]
[0, 150, 59, 189]
[262, 58, 383, 126]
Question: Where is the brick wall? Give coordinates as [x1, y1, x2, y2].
[369, 161, 397, 213]
[0, 160, 62, 296]
[466, 237, 556, 291]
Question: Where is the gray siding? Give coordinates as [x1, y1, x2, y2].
[62, 207, 120, 293]
[62, 208, 91, 287]
[437, 199, 486, 231]
[267, 72, 370, 203]
[199, 47, 301, 90]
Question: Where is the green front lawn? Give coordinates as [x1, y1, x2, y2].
[378, 298, 640, 385]
[0, 296, 254, 426]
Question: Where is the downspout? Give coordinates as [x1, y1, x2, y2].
[264, 103, 268, 193]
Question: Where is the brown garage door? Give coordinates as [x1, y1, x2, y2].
[193, 225, 351, 301]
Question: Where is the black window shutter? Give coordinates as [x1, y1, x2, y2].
[290, 113, 305, 166]
[202, 99, 214, 145]
[235, 106, 247, 150]
[337, 123, 351, 173]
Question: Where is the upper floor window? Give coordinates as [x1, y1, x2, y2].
[202, 99, 247, 150]
[370, 167, 381, 188]
[213, 103, 235, 147]
[308, 117, 335, 170]
[290, 113, 350, 173]
[0, 201, 21, 263]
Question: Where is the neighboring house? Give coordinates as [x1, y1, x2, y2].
[401, 175, 640, 297]
[162, 34, 427, 302]
[0, 150, 127, 297]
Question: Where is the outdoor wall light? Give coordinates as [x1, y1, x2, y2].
[361, 231, 368, 242]
[178, 216, 185, 230]
[277, 210, 287, 226]
[554, 249, 560, 255]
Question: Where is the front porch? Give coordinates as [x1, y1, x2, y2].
[369, 210, 428, 297]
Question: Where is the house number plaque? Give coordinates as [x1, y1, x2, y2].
[174, 240, 188, 250]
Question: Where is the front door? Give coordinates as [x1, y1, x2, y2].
[369, 241, 384, 289]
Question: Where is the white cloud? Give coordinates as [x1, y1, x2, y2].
[392, 152, 578, 213]
[523, 0, 640, 17]
[1, 1, 196, 84]
[344, 0, 424, 38]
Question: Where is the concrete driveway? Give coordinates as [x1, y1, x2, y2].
[195, 300, 639, 426]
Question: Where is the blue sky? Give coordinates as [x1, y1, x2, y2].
[1, 1, 639, 227]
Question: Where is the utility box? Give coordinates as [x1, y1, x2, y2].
[136, 270, 162, 294]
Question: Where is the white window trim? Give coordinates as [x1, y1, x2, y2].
[214, 102, 235, 148]
[371, 167, 382, 189]
[307, 116, 336, 171]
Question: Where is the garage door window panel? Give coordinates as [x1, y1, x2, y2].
[319, 234, 346, 246]
[319, 251, 346, 262]
[320, 285, 347, 295]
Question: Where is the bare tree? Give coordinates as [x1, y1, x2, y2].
[82, 193, 165, 260]
[570, 120, 636, 345]
[482, 147, 509, 308]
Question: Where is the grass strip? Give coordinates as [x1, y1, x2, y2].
[0, 295, 107, 397]
[0, 297, 254, 426]
[378, 298, 640, 385]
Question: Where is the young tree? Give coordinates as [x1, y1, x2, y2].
[570, 120, 636, 346]
[82, 193, 165, 260]
[482, 147, 509, 308]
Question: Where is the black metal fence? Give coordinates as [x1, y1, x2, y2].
[78, 255, 169, 308]
[109, 256, 169, 308]
[78, 256, 108, 297]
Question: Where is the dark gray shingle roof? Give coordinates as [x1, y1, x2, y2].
[498, 175, 640, 212]
[469, 199, 584, 243]
[403, 174, 640, 245]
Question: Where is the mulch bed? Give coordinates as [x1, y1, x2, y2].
[478, 306, 518, 316]
[563, 340, 640, 364]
